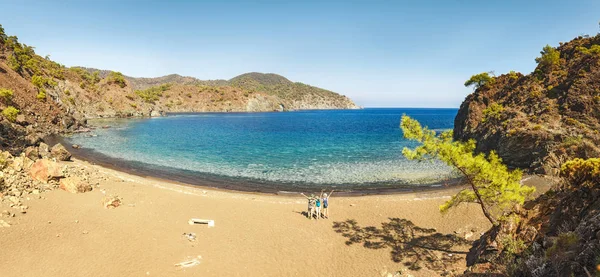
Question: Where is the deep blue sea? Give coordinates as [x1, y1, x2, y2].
[67, 108, 458, 189]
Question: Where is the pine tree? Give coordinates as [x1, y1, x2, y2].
[400, 115, 535, 226]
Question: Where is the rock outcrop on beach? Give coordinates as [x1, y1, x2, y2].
[0, 141, 105, 211]
[454, 34, 600, 176]
[457, 33, 600, 276]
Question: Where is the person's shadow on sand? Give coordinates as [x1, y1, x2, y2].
[332, 218, 471, 272]
[294, 211, 311, 218]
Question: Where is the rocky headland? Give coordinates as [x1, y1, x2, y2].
[456, 33, 600, 276]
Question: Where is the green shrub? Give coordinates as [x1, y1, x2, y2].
[31, 75, 57, 88]
[0, 88, 14, 102]
[501, 236, 526, 255]
[49, 68, 64, 80]
[561, 158, 600, 186]
[7, 55, 21, 72]
[530, 90, 542, 98]
[535, 45, 560, 69]
[36, 89, 46, 100]
[107, 71, 126, 88]
[576, 45, 600, 56]
[2, 106, 19, 122]
[482, 103, 504, 123]
[507, 70, 519, 80]
[92, 71, 100, 83]
[134, 84, 171, 103]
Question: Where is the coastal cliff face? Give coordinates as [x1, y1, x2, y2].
[0, 35, 82, 154]
[454, 35, 600, 176]
[457, 34, 600, 276]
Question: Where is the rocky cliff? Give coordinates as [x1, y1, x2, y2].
[454, 34, 600, 176]
[0, 28, 82, 155]
[457, 34, 600, 276]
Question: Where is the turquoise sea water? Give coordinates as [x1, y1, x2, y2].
[67, 108, 458, 189]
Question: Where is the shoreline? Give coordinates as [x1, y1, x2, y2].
[47, 134, 466, 197]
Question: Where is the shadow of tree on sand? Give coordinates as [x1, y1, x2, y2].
[333, 218, 471, 271]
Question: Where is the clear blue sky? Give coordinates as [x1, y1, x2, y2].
[1, 0, 599, 107]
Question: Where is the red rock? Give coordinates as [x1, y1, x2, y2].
[29, 159, 63, 183]
[59, 177, 92, 193]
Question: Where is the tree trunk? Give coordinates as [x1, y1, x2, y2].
[455, 164, 499, 226]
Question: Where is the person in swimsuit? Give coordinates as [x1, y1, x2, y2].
[321, 190, 333, 219]
[300, 193, 316, 219]
[315, 196, 321, 220]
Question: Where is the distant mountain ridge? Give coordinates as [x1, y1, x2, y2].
[71, 67, 359, 115]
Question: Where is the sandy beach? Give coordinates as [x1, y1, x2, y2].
[0, 159, 492, 277]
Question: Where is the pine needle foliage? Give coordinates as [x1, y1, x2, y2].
[400, 115, 535, 226]
[535, 44, 561, 69]
[464, 72, 495, 90]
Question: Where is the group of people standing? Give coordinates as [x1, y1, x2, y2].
[300, 190, 333, 220]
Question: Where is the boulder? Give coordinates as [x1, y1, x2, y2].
[23, 157, 34, 170]
[72, 144, 81, 149]
[50, 143, 71, 161]
[59, 177, 92, 193]
[38, 143, 50, 158]
[29, 159, 63, 183]
[25, 134, 42, 146]
[0, 151, 13, 161]
[15, 114, 27, 125]
[61, 116, 75, 129]
[24, 146, 39, 161]
[11, 156, 24, 172]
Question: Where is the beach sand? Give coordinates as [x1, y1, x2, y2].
[0, 159, 492, 277]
